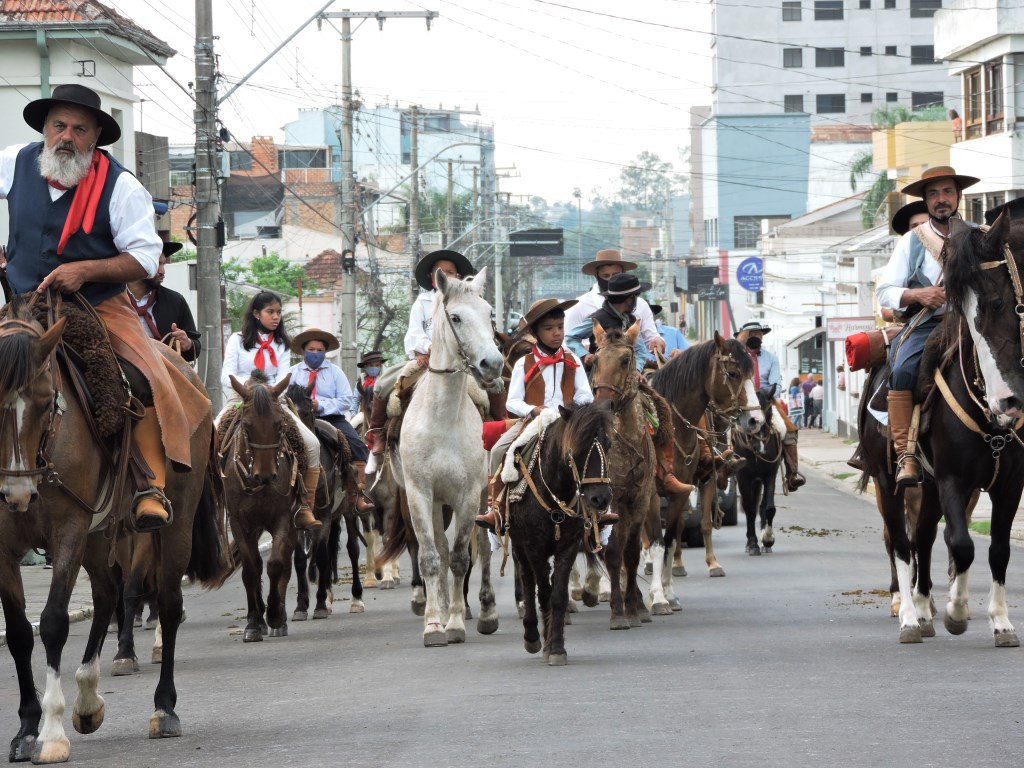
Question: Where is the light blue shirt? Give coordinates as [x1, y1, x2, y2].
[287, 361, 355, 417]
[752, 347, 783, 394]
[650, 320, 688, 360]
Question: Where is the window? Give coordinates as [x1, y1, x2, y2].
[816, 48, 845, 67]
[229, 151, 252, 171]
[884, 0, 895, 6]
[966, 195, 984, 225]
[784, 94, 805, 112]
[169, 154, 193, 187]
[911, 92, 943, 110]
[911, 45, 935, 65]
[278, 148, 327, 169]
[814, 0, 843, 19]
[964, 62, 1003, 138]
[860, 46, 871, 56]
[861, 93, 873, 103]
[734, 215, 791, 249]
[886, 92, 898, 102]
[782, 1, 802, 20]
[816, 93, 845, 113]
[986, 61, 1004, 132]
[860, 0, 870, 7]
[910, 0, 941, 18]
[885, 46, 897, 56]
[784, 48, 803, 68]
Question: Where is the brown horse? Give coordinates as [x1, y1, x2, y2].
[219, 371, 300, 643]
[0, 295, 222, 763]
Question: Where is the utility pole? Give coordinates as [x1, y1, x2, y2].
[319, 9, 437, 379]
[471, 166, 479, 248]
[480, 125, 498, 321]
[409, 104, 420, 304]
[445, 159, 454, 248]
[194, 0, 223, 411]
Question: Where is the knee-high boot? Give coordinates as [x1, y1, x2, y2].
[295, 467, 324, 529]
[133, 407, 172, 531]
[350, 461, 375, 513]
[782, 440, 806, 491]
[888, 389, 920, 486]
[656, 438, 694, 496]
[367, 395, 389, 456]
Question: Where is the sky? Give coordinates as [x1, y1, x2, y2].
[110, 0, 711, 206]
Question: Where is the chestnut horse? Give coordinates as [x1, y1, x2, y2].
[0, 295, 221, 763]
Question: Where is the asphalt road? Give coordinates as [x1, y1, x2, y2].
[2, 468, 1023, 768]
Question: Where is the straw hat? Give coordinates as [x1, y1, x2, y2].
[522, 298, 578, 329]
[581, 248, 638, 277]
[901, 166, 979, 198]
[291, 328, 340, 354]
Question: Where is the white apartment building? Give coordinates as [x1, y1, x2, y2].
[712, 0, 953, 123]
[935, 0, 1024, 221]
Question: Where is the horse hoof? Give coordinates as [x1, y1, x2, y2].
[944, 614, 969, 636]
[10, 734, 36, 763]
[268, 624, 288, 638]
[477, 617, 499, 635]
[465, 605, 473, 621]
[445, 627, 466, 644]
[652, 602, 672, 616]
[111, 657, 138, 676]
[899, 625, 923, 644]
[610, 616, 630, 630]
[638, 606, 652, 623]
[644, 562, 653, 575]
[746, 544, 761, 556]
[411, 600, 426, 617]
[424, 626, 448, 647]
[292, 610, 308, 622]
[761, 545, 773, 553]
[598, 591, 611, 603]
[148, 709, 182, 739]
[547, 653, 568, 667]
[312, 607, 330, 620]
[243, 628, 263, 643]
[582, 590, 598, 608]
[363, 576, 378, 589]
[628, 615, 642, 628]
[567, 600, 578, 614]
[151, 647, 162, 665]
[668, 597, 682, 612]
[524, 639, 542, 654]
[349, 600, 365, 614]
[570, 587, 583, 601]
[30, 736, 70, 764]
[259, 620, 269, 635]
[381, 578, 395, 590]
[994, 630, 1020, 648]
[709, 566, 726, 578]
[919, 619, 936, 638]
[72, 701, 105, 735]
[144, 618, 157, 631]
[672, 566, 687, 577]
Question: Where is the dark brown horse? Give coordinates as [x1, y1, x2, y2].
[508, 402, 613, 664]
[0, 295, 222, 763]
[219, 371, 299, 643]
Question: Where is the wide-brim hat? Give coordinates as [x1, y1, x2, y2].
[162, 241, 183, 258]
[357, 350, 388, 368]
[522, 298, 578, 329]
[984, 197, 1024, 226]
[291, 328, 340, 354]
[413, 249, 477, 291]
[649, 304, 663, 317]
[901, 165, 979, 198]
[891, 200, 929, 236]
[23, 84, 122, 146]
[581, 248, 638, 277]
[738, 320, 771, 335]
[600, 272, 650, 298]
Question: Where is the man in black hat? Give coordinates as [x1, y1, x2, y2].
[404, 249, 477, 367]
[876, 166, 978, 486]
[0, 84, 210, 530]
[126, 238, 201, 363]
[355, 349, 387, 425]
[566, 272, 650, 370]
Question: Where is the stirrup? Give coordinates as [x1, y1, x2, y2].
[129, 487, 173, 533]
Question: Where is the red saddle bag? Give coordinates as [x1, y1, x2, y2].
[845, 326, 903, 372]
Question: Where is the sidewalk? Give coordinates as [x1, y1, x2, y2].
[797, 426, 1024, 543]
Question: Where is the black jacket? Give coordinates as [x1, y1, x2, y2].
[148, 285, 202, 362]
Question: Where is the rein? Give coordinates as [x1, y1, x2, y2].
[427, 300, 494, 391]
[223, 402, 296, 496]
[977, 242, 1024, 369]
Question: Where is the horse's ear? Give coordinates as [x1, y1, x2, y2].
[626, 321, 640, 346]
[496, 330, 510, 346]
[34, 317, 66, 365]
[271, 372, 292, 398]
[558, 404, 572, 422]
[434, 268, 449, 295]
[229, 374, 248, 399]
[984, 209, 1011, 249]
[592, 319, 606, 347]
[713, 329, 727, 350]
[470, 267, 488, 294]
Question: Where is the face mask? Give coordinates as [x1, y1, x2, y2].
[596, 276, 610, 293]
[304, 351, 326, 369]
[363, 366, 381, 377]
[745, 337, 762, 350]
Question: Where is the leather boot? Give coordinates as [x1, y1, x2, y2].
[782, 442, 806, 491]
[367, 395, 389, 456]
[721, 447, 747, 473]
[656, 439, 694, 496]
[475, 475, 506, 531]
[133, 407, 172, 531]
[888, 389, 920, 487]
[294, 467, 324, 530]
[351, 461, 375, 514]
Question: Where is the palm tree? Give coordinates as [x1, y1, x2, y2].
[849, 149, 894, 229]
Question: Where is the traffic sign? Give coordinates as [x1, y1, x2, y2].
[736, 257, 763, 292]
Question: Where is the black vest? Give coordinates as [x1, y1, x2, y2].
[6, 142, 126, 306]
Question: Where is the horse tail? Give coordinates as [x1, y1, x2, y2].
[855, 471, 871, 494]
[375, 491, 408, 569]
[188, 463, 236, 588]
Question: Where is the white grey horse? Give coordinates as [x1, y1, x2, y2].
[393, 268, 504, 646]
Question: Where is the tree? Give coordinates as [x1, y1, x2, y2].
[615, 151, 678, 211]
[849, 149, 894, 229]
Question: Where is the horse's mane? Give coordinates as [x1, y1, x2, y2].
[556, 400, 613, 462]
[246, 368, 275, 417]
[0, 299, 37, 396]
[649, 337, 753, 401]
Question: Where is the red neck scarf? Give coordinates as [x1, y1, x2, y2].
[306, 368, 318, 397]
[53, 149, 110, 255]
[523, 344, 577, 384]
[128, 288, 160, 339]
[254, 334, 278, 370]
[747, 349, 761, 390]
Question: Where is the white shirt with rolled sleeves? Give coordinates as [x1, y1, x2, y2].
[404, 289, 435, 358]
[0, 143, 160, 278]
[504, 350, 593, 418]
[562, 284, 659, 352]
[875, 224, 944, 314]
[220, 332, 289, 406]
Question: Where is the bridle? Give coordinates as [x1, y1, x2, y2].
[591, 344, 639, 410]
[428, 299, 498, 391]
[977, 242, 1024, 369]
[226, 397, 293, 496]
[0, 319, 53, 483]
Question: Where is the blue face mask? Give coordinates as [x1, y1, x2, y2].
[304, 351, 326, 369]
[363, 366, 381, 377]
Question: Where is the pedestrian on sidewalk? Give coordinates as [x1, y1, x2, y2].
[810, 379, 824, 428]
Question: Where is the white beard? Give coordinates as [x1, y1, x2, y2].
[38, 142, 92, 188]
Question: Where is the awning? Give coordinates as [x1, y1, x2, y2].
[786, 327, 825, 348]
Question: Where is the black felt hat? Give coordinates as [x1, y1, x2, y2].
[891, 200, 929, 236]
[23, 84, 122, 145]
[599, 272, 650, 298]
[413, 249, 477, 291]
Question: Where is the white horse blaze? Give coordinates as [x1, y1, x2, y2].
[0, 396, 35, 509]
[964, 291, 1020, 422]
[740, 379, 766, 432]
